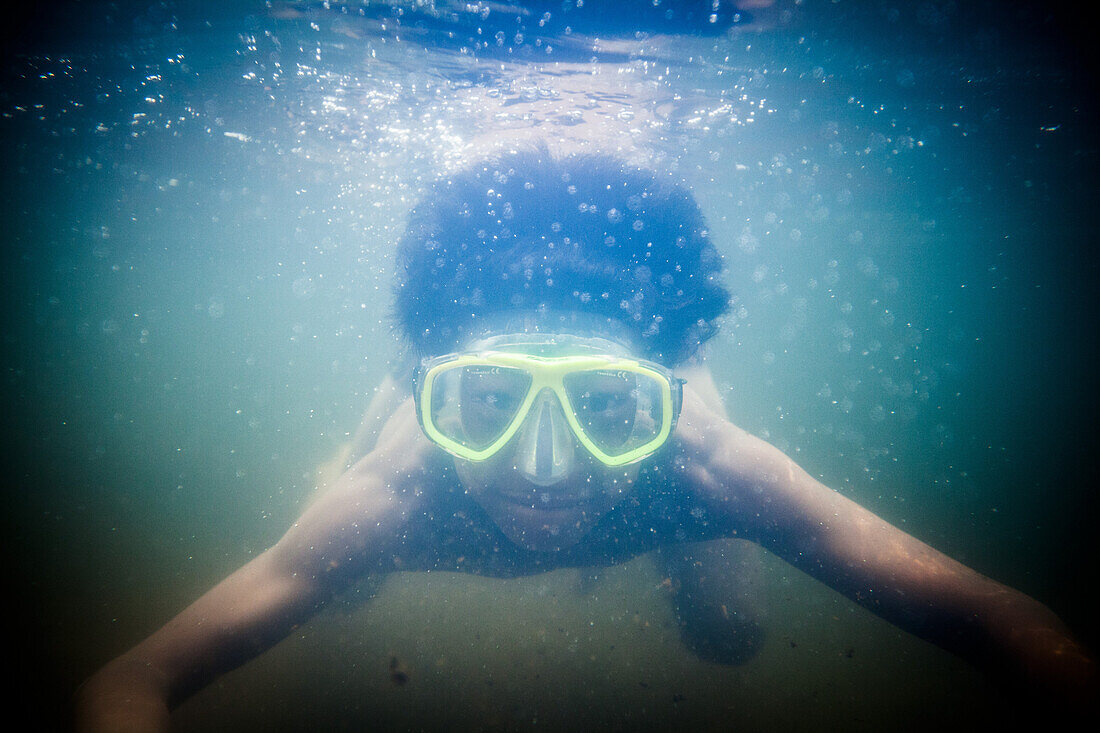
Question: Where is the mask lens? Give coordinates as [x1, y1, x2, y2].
[430, 365, 531, 450]
[563, 369, 665, 455]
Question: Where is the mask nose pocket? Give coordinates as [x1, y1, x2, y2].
[515, 389, 575, 486]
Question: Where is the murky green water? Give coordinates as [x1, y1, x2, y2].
[4, 1, 1095, 730]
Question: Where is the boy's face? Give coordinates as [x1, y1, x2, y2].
[429, 328, 660, 552]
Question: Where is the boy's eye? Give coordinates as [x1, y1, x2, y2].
[583, 390, 630, 414]
[472, 390, 514, 411]
[459, 367, 530, 416]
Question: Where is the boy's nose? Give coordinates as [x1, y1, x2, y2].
[514, 389, 576, 486]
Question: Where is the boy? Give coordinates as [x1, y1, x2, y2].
[76, 148, 1094, 730]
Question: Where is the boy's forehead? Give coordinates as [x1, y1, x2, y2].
[463, 332, 636, 358]
[456, 309, 641, 355]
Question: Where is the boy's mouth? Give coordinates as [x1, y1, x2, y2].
[494, 485, 593, 511]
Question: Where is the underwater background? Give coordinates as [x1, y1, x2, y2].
[3, 1, 1096, 730]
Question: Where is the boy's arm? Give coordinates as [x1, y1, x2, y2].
[74, 545, 328, 732]
[674, 384, 1096, 709]
[75, 398, 431, 732]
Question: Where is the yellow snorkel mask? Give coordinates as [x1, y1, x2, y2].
[413, 333, 684, 477]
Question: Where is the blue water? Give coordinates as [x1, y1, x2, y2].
[3, 1, 1096, 730]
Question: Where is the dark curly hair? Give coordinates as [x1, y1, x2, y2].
[393, 148, 730, 366]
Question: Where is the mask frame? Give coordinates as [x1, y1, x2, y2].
[414, 350, 683, 466]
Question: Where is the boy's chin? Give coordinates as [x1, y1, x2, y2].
[482, 499, 602, 553]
